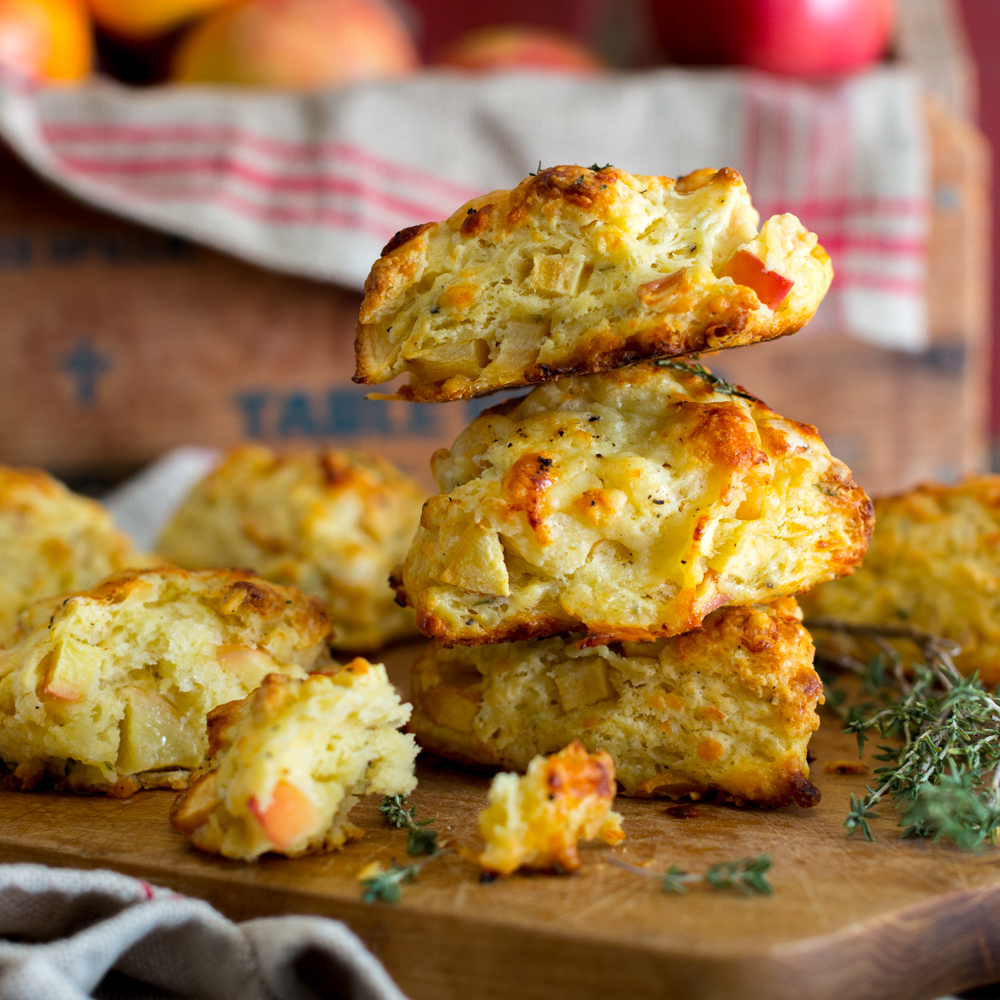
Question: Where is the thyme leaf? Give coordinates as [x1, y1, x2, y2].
[654, 359, 756, 402]
[360, 862, 416, 904]
[359, 848, 452, 905]
[380, 794, 440, 856]
[610, 854, 773, 895]
[806, 618, 1000, 849]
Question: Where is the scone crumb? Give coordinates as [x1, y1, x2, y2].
[477, 741, 624, 876]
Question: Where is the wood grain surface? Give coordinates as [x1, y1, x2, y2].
[2, 647, 1000, 1000]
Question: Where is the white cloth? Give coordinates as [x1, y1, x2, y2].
[103, 447, 218, 552]
[0, 864, 406, 1000]
[0, 67, 928, 349]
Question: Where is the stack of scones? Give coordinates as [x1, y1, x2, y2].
[354, 164, 874, 807]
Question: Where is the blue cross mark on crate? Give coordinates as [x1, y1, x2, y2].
[59, 338, 113, 409]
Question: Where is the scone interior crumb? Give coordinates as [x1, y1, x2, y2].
[0, 567, 331, 794]
[478, 740, 624, 875]
[171, 661, 418, 859]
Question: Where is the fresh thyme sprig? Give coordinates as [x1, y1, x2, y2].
[655, 359, 756, 402]
[359, 847, 452, 904]
[609, 854, 773, 895]
[380, 794, 440, 856]
[806, 618, 1000, 849]
[360, 862, 417, 904]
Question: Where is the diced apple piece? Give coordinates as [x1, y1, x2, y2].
[117, 687, 203, 773]
[440, 523, 510, 596]
[248, 780, 321, 852]
[41, 637, 105, 702]
[410, 339, 491, 382]
[425, 684, 480, 733]
[530, 253, 586, 296]
[719, 250, 794, 309]
[216, 644, 277, 684]
[550, 658, 612, 712]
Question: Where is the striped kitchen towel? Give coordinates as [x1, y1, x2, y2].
[0, 67, 928, 350]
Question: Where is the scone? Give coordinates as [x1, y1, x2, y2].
[355, 164, 832, 402]
[410, 598, 822, 807]
[800, 476, 1000, 685]
[0, 466, 145, 641]
[478, 741, 625, 876]
[397, 361, 872, 646]
[0, 566, 331, 795]
[171, 662, 418, 860]
[158, 446, 424, 651]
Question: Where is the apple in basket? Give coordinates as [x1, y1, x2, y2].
[434, 25, 603, 73]
[86, 0, 238, 41]
[170, 0, 419, 88]
[0, 0, 91, 82]
[650, 0, 895, 77]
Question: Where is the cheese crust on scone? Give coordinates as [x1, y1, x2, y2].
[410, 598, 822, 807]
[397, 361, 872, 646]
[478, 741, 624, 876]
[355, 164, 832, 402]
[0, 466, 146, 642]
[0, 566, 331, 796]
[158, 446, 423, 651]
[171, 662, 418, 860]
[800, 476, 1000, 686]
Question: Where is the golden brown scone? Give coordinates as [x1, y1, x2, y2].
[800, 476, 1000, 686]
[411, 598, 822, 807]
[355, 164, 832, 402]
[171, 661, 417, 860]
[0, 466, 146, 642]
[0, 566, 331, 795]
[158, 446, 424, 651]
[478, 741, 624, 875]
[398, 361, 872, 646]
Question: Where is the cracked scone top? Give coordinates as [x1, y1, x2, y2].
[0, 566, 331, 795]
[171, 663, 417, 860]
[354, 164, 832, 402]
[410, 598, 822, 808]
[396, 361, 873, 646]
[0, 466, 146, 641]
[158, 446, 424, 650]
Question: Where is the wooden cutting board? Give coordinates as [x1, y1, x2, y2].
[2, 645, 1000, 1000]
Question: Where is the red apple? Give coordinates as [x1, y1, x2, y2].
[719, 249, 795, 309]
[435, 25, 603, 73]
[171, 0, 419, 88]
[650, 0, 895, 77]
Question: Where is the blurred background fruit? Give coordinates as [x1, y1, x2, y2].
[0, 0, 91, 82]
[87, 0, 238, 41]
[406, 0, 603, 64]
[649, 0, 895, 77]
[171, 0, 419, 88]
[434, 25, 603, 73]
